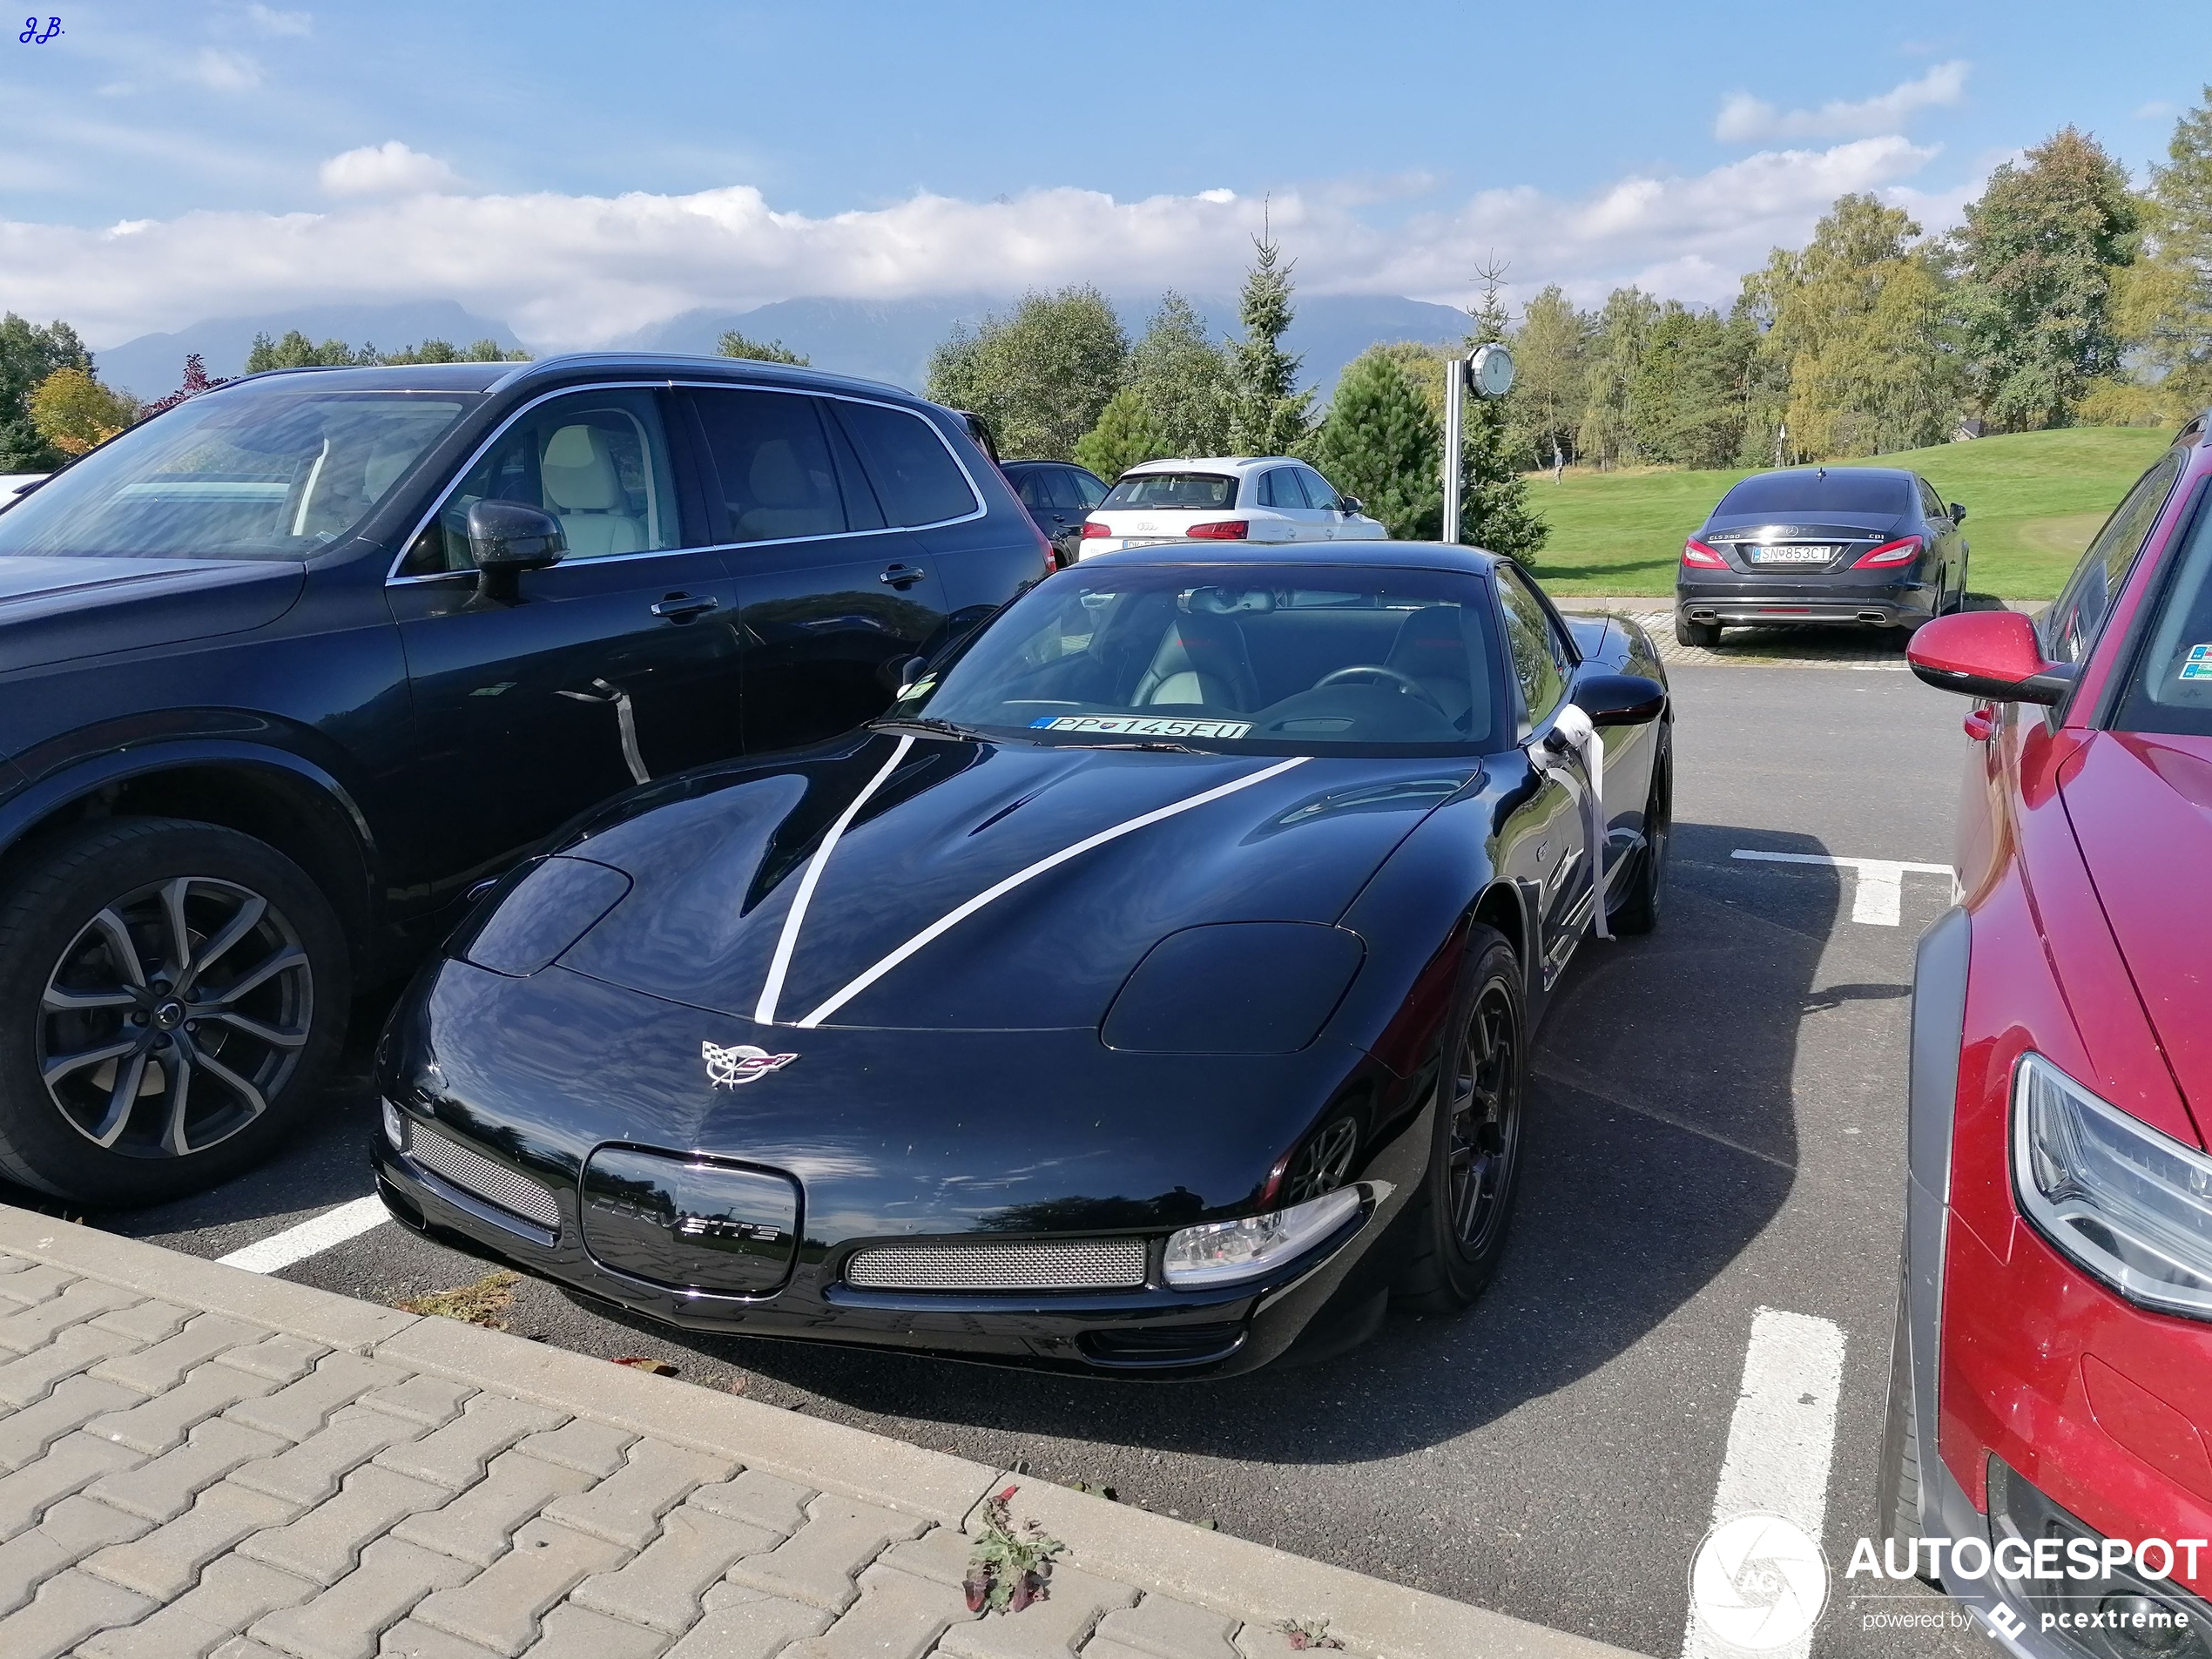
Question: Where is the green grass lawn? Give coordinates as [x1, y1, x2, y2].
[1524, 427, 2177, 598]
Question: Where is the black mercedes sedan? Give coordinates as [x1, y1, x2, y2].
[1675, 465, 1967, 646]
[374, 543, 1672, 1376]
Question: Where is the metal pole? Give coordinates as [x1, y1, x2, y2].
[1442, 356, 1466, 544]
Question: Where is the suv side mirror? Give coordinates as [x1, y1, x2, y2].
[1950, 502, 1967, 524]
[1907, 610, 2074, 705]
[1340, 496, 1364, 516]
[1572, 672, 1667, 726]
[468, 501, 565, 601]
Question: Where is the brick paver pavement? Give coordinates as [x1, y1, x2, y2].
[0, 1208, 1628, 1659]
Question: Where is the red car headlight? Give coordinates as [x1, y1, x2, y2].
[2013, 1051, 2212, 1319]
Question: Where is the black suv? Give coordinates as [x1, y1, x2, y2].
[0, 354, 1049, 1204]
[1676, 465, 1968, 646]
[1000, 459, 1109, 567]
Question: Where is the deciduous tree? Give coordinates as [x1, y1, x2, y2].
[1577, 287, 1658, 469]
[1953, 128, 2139, 430]
[1506, 286, 1590, 475]
[717, 330, 808, 365]
[29, 368, 138, 455]
[0, 314, 93, 469]
[1126, 292, 1231, 456]
[927, 286, 1128, 459]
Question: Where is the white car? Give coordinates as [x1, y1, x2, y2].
[0, 474, 46, 506]
[1078, 456, 1387, 555]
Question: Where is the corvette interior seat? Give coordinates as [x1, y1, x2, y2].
[1386, 604, 1483, 731]
[1131, 611, 1259, 709]
[541, 424, 646, 557]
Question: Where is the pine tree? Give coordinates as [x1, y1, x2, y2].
[1074, 388, 1168, 482]
[1225, 219, 1312, 455]
[1457, 278, 1546, 562]
[1305, 348, 1441, 539]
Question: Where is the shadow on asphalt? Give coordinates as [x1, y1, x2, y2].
[556, 818, 1844, 1464]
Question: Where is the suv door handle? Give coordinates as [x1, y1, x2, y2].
[879, 564, 924, 590]
[651, 593, 718, 622]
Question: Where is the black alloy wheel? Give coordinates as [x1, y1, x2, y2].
[0, 819, 347, 1204]
[40, 874, 312, 1157]
[1394, 925, 1527, 1311]
[1281, 1114, 1359, 1205]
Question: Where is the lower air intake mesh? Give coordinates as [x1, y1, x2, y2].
[405, 1123, 561, 1231]
[846, 1238, 1146, 1291]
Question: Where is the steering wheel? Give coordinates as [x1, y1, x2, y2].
[1314, 663, 1448, 716]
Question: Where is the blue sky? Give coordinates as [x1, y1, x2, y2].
[2, 2, 2205, 348]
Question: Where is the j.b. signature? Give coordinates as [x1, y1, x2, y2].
[19, 16, 61, 43]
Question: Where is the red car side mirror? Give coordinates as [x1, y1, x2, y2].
[1906, 610, 2077, 706]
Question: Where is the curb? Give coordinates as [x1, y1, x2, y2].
[0, 1203, 1641, 1659]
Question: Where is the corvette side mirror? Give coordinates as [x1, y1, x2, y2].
[1907, 610, 2074, 705]
[468, 501, 565, 602]
[1571, 672, 1667, 726]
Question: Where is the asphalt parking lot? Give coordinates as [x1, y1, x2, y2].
[17, 627, 1987, 1659]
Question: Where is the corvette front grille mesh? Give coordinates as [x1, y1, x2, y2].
[403, 1122, 561, 1232]
[845, 1238, 1147, 1291]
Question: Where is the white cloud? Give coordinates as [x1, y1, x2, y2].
[0, 137, 1945, 353]
[245, 4, 311, 35]
[1716, 61, 1968, 144]
[187, 47, 262, 91]
[317, 141, 462, 198]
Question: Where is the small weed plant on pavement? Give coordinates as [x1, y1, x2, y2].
[965, 1484, 1066, 1614]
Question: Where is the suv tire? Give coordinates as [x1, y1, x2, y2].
[0, 817, 348, 1205]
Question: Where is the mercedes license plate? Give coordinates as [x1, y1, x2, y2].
[1748, 544, 1834, 564]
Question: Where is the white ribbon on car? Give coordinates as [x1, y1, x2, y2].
[1527, 704, 1611, 942]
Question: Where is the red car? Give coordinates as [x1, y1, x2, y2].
[1892, 420, 2212, 1649]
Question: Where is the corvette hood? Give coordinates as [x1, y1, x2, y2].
[2060, 731, 2212, 1136]
[554, 733, 1479, 1032]
[0, 554, 305, 675]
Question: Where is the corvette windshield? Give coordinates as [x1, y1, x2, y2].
[896, 563, 1506, 754]
[0, 385, 471, 561]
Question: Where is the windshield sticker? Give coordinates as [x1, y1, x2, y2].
[1030, 715, 1253, 738]
[2183, 644, 2212, 681]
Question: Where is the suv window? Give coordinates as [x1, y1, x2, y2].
[1258, 468, 1309, 509]
[1102, 472, 1237, 509]
[406, 388, 682, 574]
[2043, 448, 2186, 665]
[1067, 469, 1109, 509]
[1497, 563, 1570, 735]
[832, 401, 978, 527]
[691, 389, 850, 543]
[1298, 468, 1342, 512]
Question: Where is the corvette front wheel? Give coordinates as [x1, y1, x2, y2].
[1393, 926, 1526, 1312]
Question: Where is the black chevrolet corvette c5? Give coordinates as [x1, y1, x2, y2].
[373, 542, 1672, 1375]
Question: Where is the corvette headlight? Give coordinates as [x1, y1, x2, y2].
[2013, 1051, 2212, 1319]
[1162, 1188, 1363, 1288]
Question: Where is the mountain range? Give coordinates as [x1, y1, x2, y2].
[95, 293, 1477, 404]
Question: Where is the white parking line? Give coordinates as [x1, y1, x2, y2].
[1683, 1307, 1848, 1659]
[1730, 849, 1953, 926]
[214, 1196, 388, 1274]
